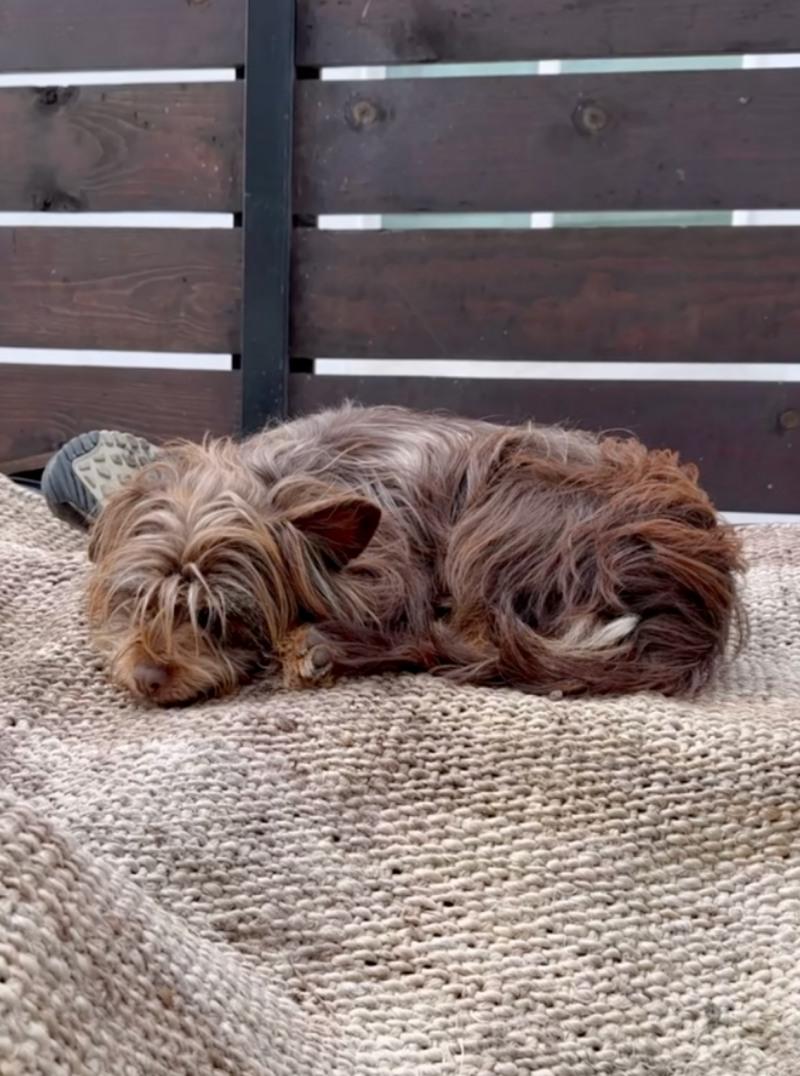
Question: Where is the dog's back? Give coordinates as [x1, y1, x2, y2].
[244, 405, 743, 697]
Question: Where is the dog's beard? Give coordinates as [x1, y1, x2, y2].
[88, 572, 279, 705]
[99, 621, 265, 706]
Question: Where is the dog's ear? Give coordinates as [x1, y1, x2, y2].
[287, 494, 381, 567]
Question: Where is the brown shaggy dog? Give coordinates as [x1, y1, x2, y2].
[87, 405, 743, 705]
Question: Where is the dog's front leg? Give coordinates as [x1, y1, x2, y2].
[278, 625, 339, 691]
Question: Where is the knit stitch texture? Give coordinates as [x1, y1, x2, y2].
[1, 474, 799, 1076]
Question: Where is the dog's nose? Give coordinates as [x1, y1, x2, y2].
[133, 662, 170, 697]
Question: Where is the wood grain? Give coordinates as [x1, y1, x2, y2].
[295, 70, 800, 214]
[0, 368, 241, 474]
[297, 0, 800, 66]
[0, 0, 246, 73]
[0, 229, 242, 353]
[292, 228, 800, 363]
[290, 375, 800, 513]
[0, 83, 242, 213]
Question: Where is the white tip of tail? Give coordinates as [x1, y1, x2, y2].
[551, 614, 640, 653]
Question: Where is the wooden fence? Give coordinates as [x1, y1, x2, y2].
[1, 0, 799, 512]
[0, 0, 247, 474]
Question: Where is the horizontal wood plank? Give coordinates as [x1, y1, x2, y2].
[297, 0, 800, 66]
[0, 0, 246, 73]
[289, 376, 800, 513]
[0, 229, 242, 353]
[296, 70, 800, 214]
[0, 83, 243, 213]
[0, 368, 241, 474]
[292, 228, 800, 363]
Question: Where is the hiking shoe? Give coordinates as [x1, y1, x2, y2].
[41, 431, 158, 529]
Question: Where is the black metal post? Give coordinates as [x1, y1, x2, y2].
[240, 0, 295, 433]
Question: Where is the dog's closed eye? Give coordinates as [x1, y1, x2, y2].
[195, 608, 222, 637]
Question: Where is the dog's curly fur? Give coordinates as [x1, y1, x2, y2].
[87, 405, 743, 705]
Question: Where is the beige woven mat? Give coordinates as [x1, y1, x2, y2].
[1, 474, 800, 1076]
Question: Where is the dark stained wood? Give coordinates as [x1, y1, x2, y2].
[0, 83, 242, 214]
[292, 227, 800, 363]
[0, 229, 242, 353]
[298, 0, 800, 66]
[2, 451, 54, 475]
[0, 0, 246, 73]
[0, 367, 241, 474]
[296, 70, 800, 214]
[290, 375, 800, 513]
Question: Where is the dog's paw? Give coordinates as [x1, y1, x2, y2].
[280, 626, 336, 691]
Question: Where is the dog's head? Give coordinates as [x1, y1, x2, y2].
[86, 440, 380, 705]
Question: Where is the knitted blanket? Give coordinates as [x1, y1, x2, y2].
[1, 473, 799, 1076]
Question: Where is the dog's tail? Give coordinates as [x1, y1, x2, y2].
[440, 439, 745, 698]
[472, 515, 744, 698]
